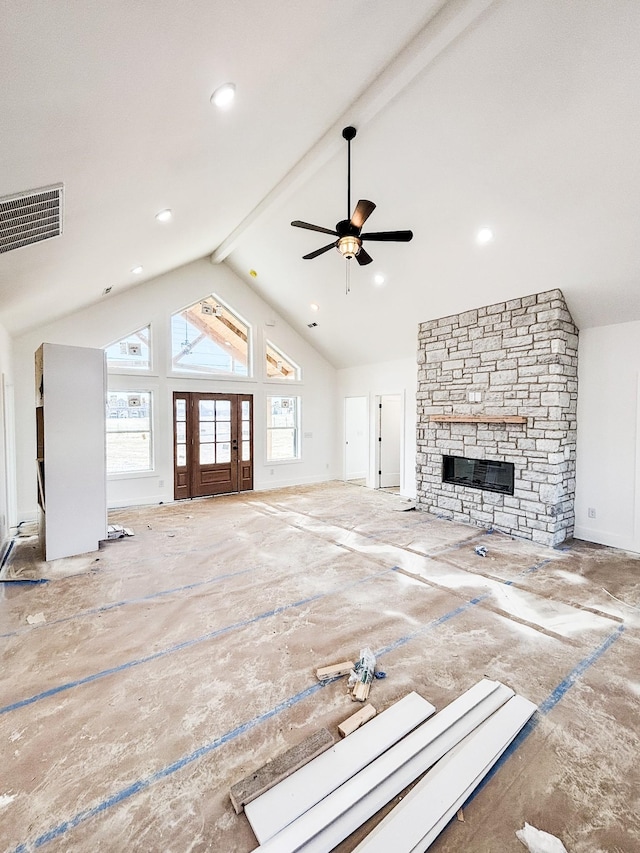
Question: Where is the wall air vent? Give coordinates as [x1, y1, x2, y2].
[0, 183, 63, 254]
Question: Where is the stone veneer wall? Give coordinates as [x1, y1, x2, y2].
[416, 289, 578, 546]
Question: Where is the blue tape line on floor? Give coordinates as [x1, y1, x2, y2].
[10, 681, 327, 853]
[0, 567, 392, 717]
[466, 623, 625, 803]
[0, 566, 258, 640]
[8, 583, 484, 852]
[10, 564, 621, 851]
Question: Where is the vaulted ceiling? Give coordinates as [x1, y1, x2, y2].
[2, 0, 640, 368]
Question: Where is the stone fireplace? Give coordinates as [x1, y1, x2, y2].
[416, 289, 578, 546]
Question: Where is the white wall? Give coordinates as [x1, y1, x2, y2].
[12, 259, 338, 519]
[337, 358, 417, 499]
[0, 320, 15, 553]
[575, 321, 640, 553]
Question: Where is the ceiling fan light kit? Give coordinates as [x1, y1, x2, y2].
[291, 126, 413, 272]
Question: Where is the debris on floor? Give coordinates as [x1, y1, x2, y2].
[229, 727, 334, 814]
[26, 612, 46, 625]
[338, 703, 377, 737]
[348, 647, 376, 702]
[107, 525, 134, 539]
[457, 808, 465, 822]
[475, 545, 488, 557]
[316, 660, 355, 681]
[241, 680, 536, 852]
[516, 822, 569, 853]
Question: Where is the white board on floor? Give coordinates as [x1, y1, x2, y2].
[253, 679, 513, 853]
[353, 694, 537, 853]
[245, 691, 435, 844]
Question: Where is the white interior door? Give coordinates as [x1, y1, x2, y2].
[378, 394, 402, 488]
[345, 396, 368, 481]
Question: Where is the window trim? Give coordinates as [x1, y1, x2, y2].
[104, 325, 153, 374]
[169, 293, 253, 379]
[266, 394, 301, 463]
[106, 390, 154, 476]
[265, 340, 302, 382]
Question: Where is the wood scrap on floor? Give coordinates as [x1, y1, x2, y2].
[229, 728, 334, 815]
[315, 660, 355, 681]
[352, 680, 371, 702]
[338, 704, 377, 738]
[244, 692, 436, 845]
[242, 680, 536, 853]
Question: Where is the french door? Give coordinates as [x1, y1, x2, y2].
[173, 392, 253, 499]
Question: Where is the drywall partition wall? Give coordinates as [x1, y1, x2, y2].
[12, 259, 338, 519]
[575, 321, 640, 553]
[337, 358, 417, 498]
[0, 321, 14, 552]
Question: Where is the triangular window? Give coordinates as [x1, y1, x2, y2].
[266, 341, 300, 380]
[171, 296, 250, 376]
[105, 326, 151, 371]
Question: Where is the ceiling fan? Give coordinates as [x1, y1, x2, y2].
[291, 126, 413, 266]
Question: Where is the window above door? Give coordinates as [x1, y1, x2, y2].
[170, 295, 251, 377]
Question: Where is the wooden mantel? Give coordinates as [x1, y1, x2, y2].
[428, 414, 527, 424]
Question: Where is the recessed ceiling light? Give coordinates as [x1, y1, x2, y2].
[476, 227, 494, 245]
[155, 209, 172, 223]
[211, 82, 236, 109]
[374, 273, 385, 285]
[310, 302, 319, 311]
[131, 265, 143, 275]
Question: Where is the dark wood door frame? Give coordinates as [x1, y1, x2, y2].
[173, 392, 253, 500]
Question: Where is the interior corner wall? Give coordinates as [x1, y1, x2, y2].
[12, 258, 338, 522]
[575, 320, 640, 553]
[0, 320, 15, 552]
[337, 358, 417, 499]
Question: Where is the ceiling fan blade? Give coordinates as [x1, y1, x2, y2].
[303, 241, 337, 260]
[350, 199, 376, 230]
[361, 230, 413, 242]
[291, 220, 338, 236]
[356, 246, 373, 266]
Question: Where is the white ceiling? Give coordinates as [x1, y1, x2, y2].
[2, 0, 640, 368]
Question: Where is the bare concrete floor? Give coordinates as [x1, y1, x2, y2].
[1, 481, 639, 852]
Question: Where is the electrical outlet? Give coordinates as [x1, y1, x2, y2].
[159, 479, 164, 488]
[270, 469, 274, 475]
[588, 507, 596, 519]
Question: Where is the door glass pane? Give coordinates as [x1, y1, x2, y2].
[241, 421, 250, 440]
[242, 400, 250, 419]
[216, 421, 231, 442]
[176, 399, 186, 420]
[242, 440, 250, 461]
[199, 399, 215, 419]
[216, 399, 231, 420]
[217, 442, 231, 463]
[177, 444, 187, 466]
[200, 443, 215, 465]
[176, 422, 186, 442]
[199, 421, 214, 441]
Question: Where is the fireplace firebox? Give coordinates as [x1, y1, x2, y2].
[442, 454, 514, 496]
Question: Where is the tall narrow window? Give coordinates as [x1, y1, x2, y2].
[171, 296, 250, 376]
[266, 341, 300, 380]
[105, 326, 151, 371]
[106, 391, 152, 473]
[266, 396, 300, 461]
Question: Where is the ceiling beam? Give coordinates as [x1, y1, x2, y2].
[211, 0, 498, 264]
